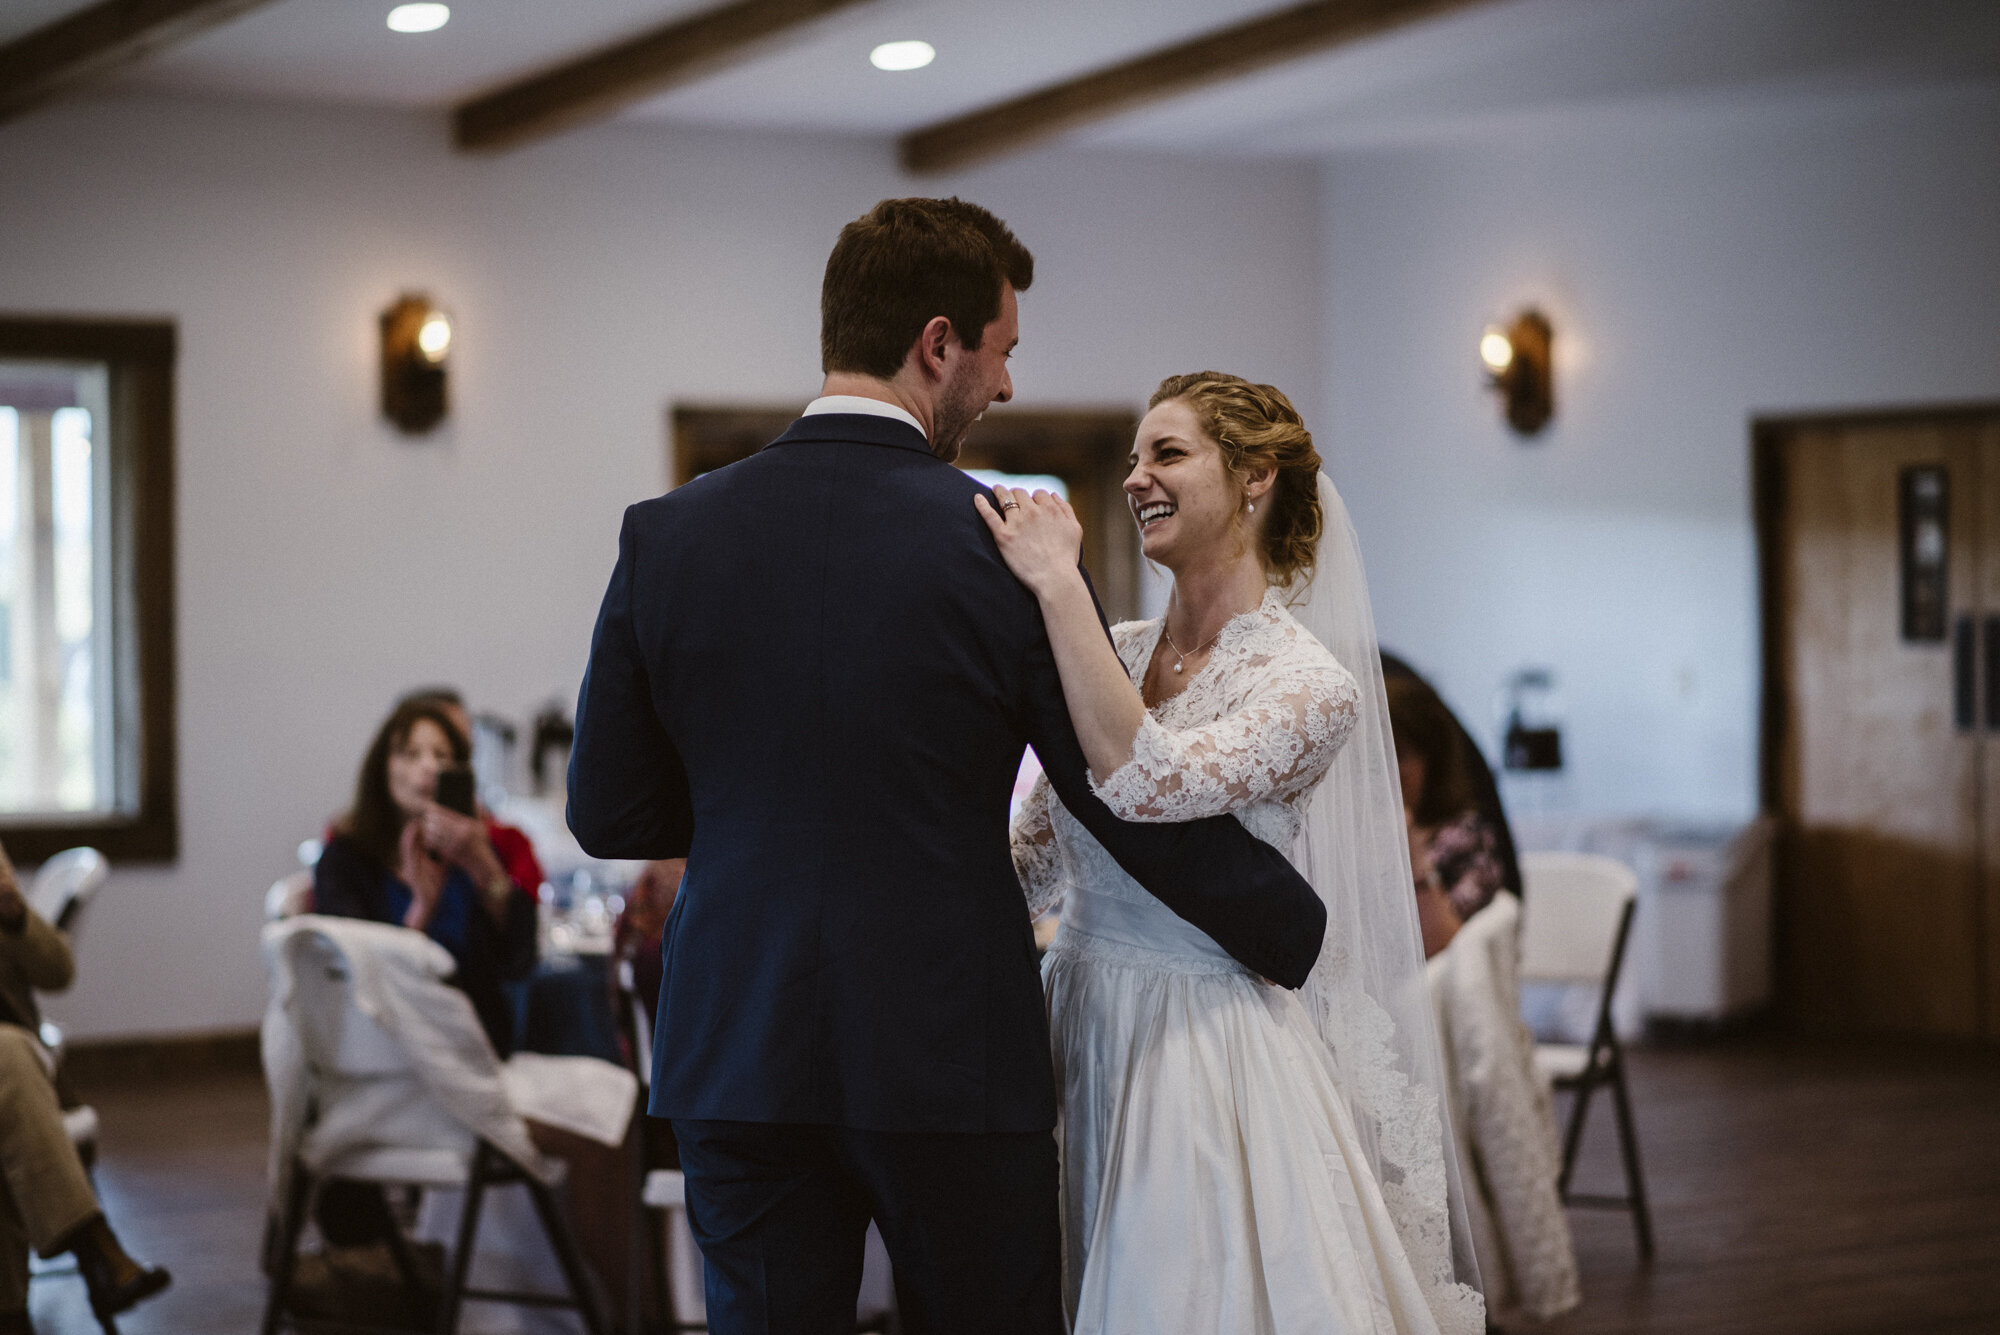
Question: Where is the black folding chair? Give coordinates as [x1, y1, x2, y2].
[1520, 852, 1656, 1261]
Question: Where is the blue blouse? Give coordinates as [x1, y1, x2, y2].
[379, 866, 479, 967]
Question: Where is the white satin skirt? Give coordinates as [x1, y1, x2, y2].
[1044, 904, 1444, 1335]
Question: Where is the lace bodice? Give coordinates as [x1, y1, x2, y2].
[1011, 587, 1359, 924]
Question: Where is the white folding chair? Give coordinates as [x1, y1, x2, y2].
[1519, 851, 1655, 1260]
[612, 957, 704, 1334]
[28, 846, 109, 937]
[261, 925, 607, 1335]
[19, 849, 109, 1307]
[26, 846, 107, 1150]
[265, 871, 315, 922]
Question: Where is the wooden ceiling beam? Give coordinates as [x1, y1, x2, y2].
[901, 0, 1492, 175]
[0, 0, 278, 125]
[455, 0, 873, 153]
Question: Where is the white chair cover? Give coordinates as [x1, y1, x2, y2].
[260, 916, 555, 1218]
[1427, 895, 1581, 1323]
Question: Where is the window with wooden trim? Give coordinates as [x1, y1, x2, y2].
[0, 318, 176, 862]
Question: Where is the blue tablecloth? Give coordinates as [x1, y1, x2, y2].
[509, 953, 622, 1063]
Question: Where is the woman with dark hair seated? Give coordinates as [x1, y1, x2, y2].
[308, 700, 542, 1264]
[313, 698, 538, 1056]
[1387, 673, 1511, 959]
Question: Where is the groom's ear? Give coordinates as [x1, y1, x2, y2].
[912, 315, 957, 382]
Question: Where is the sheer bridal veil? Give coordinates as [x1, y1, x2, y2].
[1290, 472, 1486, 1334]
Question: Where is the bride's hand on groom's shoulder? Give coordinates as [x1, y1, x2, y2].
[975, 486, 1084, 599]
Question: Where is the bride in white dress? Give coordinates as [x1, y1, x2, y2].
[976, 373, 1485, 1335]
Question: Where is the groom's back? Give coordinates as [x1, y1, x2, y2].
[613, 413, 1054, 1133]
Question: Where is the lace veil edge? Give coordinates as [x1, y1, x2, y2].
[1289, 472, 1487, 1333]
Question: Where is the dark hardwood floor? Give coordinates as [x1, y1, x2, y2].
[1543, 1034, 2000, 1335]
[24, 1033, 2000, 1333]
[29, 1070, 271, 1334]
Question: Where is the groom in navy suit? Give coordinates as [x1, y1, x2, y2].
[569, 198, 1327, 1334]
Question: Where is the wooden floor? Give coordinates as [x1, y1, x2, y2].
[25, 1033, 2000, 1334]
[1541, 1034, 2000, 1335]
[29, 1071, 272, 1335]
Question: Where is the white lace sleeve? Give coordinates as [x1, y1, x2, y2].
[1089, 661, 1359, 822]
[1009, 772, 1068, 918]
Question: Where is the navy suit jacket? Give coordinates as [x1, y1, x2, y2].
[569, 413, 1326, 1134]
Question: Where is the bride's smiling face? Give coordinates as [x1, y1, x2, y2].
[1125, 398, 1249, 573]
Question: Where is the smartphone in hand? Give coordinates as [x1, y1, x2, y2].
[435, 767, 478, 817]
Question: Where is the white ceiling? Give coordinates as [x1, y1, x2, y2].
[4, 0, 1995, 157]
[1078, 0, 2000, 155]
[619, 0, 1292, 134]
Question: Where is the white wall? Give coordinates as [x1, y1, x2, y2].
[1322, 80, 2000, 822]
[0, 92, 1323, 1038]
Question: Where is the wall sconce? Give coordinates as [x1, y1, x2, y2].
[380, 293, 452, 434]
[1479, 309, 1553, 436]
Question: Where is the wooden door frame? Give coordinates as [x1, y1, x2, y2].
[1753, 401, 2000, 1036]
[670, 403, 1142, 620]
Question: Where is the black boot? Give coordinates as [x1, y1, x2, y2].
[62, 1215, 171, 1324]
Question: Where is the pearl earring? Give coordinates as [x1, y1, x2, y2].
[1247, 501, 1256, 514]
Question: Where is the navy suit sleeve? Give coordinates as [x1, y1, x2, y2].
[1019, 576, 1328, 989]
[569, 505, 695, 860]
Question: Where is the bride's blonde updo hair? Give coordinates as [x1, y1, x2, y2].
[1149, 371, 1324, 585]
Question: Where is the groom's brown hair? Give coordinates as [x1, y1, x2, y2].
[821, 198, 1034, 379]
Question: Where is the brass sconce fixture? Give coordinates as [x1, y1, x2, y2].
[1479, 309, 1553, 436]
[380, 293, 453, 434]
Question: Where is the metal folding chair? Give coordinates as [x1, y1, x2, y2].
[1520, 851, 1655, 1260]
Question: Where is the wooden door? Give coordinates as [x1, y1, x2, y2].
[1765, 412, 2000, 1038]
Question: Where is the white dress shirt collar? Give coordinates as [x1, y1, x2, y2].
[803, 395, 927, 439]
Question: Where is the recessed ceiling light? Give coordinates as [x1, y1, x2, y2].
[387, 4, 450, 34]
[870, 40, 935, 72]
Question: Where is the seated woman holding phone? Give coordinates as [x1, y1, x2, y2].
[313, 697, 539, 1056]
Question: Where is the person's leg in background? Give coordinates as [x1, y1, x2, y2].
[842, 1126, 1063, 1335]
[311, 1181, 399, 1248]
[0, 1025, 168, 1327]
[673, 1120, 873, 1335]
